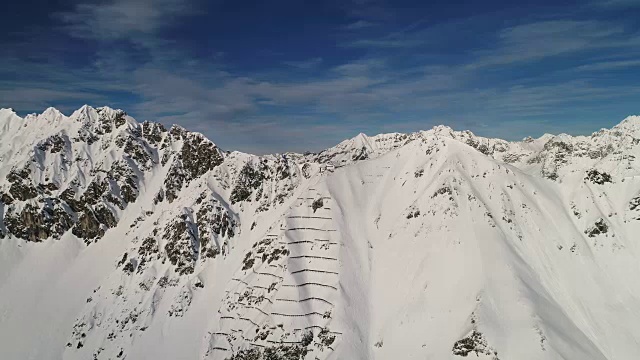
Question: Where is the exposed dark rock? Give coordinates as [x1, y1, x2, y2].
[301, 163, 312, 179]
[230, 162, 264, 204]
[541, 167, 558, 181]
[275, 158, 292, 180]
[502, 153, 525, 163]
[141, 121, 166, 144]
[477, 144, 490, 155]
[37, 134, 67, 153]
[109, 161, 139, 204]
[242, 251, 255, 270]
[123, 136, 153, 170]
[75, 123, 100, 145]
[196, 195, 235, 258]
[94, 204, 118, 228]
[153, 189, 165, 205]
[72, 211, 105, 241]
[1, 192, 14, 205]
[83, 180, 108, 206]
[4, 202, 72, 241]
[9, 181, 38, 201]
[37, 182, 59, 195]
[225, 337, 312, 360]
[116, 252, 128, 268]
[406, 209, 420, 219]
[465, 138, 494, 155]
[96, 108, 113, 134]
[432, 186, 453, 198]
[181, 133, 224, 177]
[114, 112, 126, 128]
[585, 169, 612, 185]
[169, 125, 187, 140]
[61, 188, 87, 213]
[226, 348, 261, 360]
[251, 238, 289, 266]
[6, 166, 31, 183]
[164, 162, 184, 203]
[135, 236, 160, 273]
[94, 107, 127, 133]
[163, 215, 198, 275]
[122, 261, 135, 274]
[543, 140, 574, 153]
[312, 198, 324, 213]
[585, 218, 609, 237]
[352, 146, 368, 161]
[452, 330, 497, 358]
[535, 139, 578, 181]
[301, 331, 313, 347]
[162, 133, 224, 202]
[318, 328, 336, 347]
[465, 138, 479, 149]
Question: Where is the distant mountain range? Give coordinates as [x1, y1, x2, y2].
[1, 106, 640, 360]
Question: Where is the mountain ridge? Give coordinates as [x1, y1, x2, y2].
[6, 105, 639, 158]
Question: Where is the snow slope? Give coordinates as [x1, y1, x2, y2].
[1, 106, 640, 360]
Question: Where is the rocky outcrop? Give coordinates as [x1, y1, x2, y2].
[162, 127, 224, 203]
[230, 162, 265, 204]
[4, 201, 73, 241]
[585, 218, 609, 237]
[163, 214, 199, 275]
[196, 193, 236, 258]
[585, 169, 613, 184]
[452, 330, 499, 358]
[72, 211, 105, 242]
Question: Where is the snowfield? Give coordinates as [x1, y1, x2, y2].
[1, 106, 640, 360]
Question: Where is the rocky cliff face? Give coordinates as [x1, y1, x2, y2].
[1, 107, 640, 360]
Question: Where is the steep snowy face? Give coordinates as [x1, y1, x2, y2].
[1, 107, 640, 360]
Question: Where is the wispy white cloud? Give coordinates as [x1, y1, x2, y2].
[574, 59, 640, 71]
[469, 20, 640, 67]
[590, 0, 640, 8]
[0, 55, 128, 112]
[122, 49, 636, 144]
[282, 57, 323, 69]
[343, 20, 377, 30]
[340, 0, 394, 20]
[345, 37, 423, 48]
[53, 0, 201, 41]
[331, 58, 386, 75]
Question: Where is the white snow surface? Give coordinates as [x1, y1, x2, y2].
[0, 106, 640, 359]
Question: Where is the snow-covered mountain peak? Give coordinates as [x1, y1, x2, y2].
[0, 107, 21, 122]
[536, 133, 556, 142]
[41, 106, 66, 121]
[553, 132, 573, 140]
[353, 131, 369, 142]
[610, 114, 640, 134]
[428, 124, 456, 136]
[70, 104, 97, 121]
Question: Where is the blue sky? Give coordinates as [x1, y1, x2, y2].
[1, 0, 639, 153]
